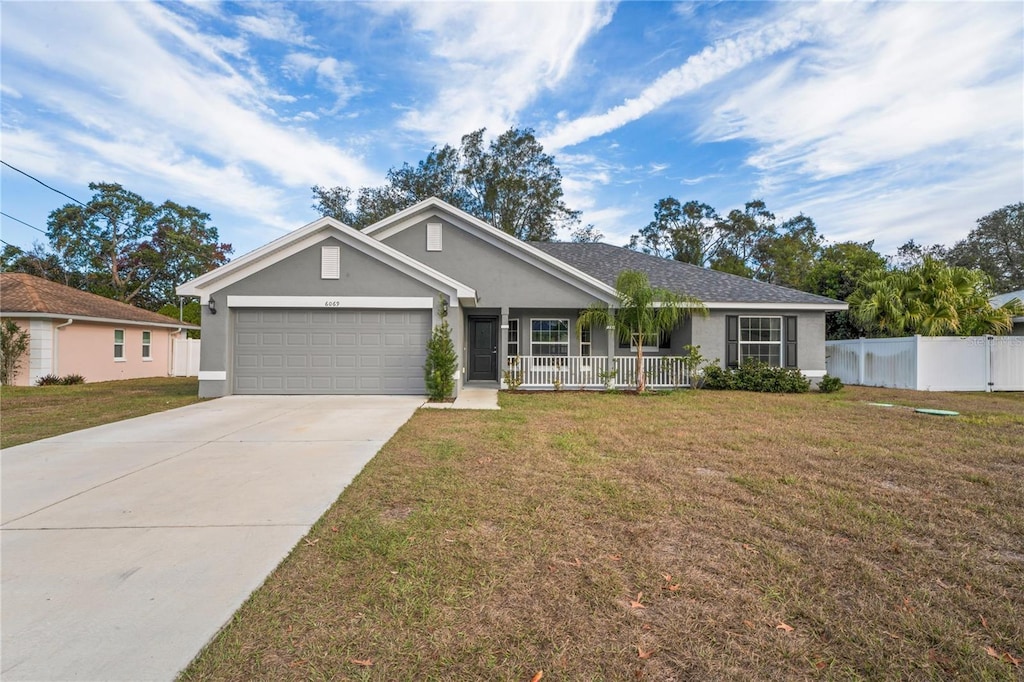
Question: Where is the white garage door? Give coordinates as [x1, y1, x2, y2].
[233, 309, 429, 394]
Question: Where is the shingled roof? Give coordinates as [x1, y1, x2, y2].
[529, 242, 845, 307]
[0, 274, 196, 327]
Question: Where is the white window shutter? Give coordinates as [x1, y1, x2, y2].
[321, 246, 341, 279]
[426, 222, 442, 252]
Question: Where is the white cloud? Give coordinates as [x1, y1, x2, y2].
[0, 2, 377, 237]
[541, 4, 816, 150]
[373, 2, 615, 141]
[235, 5, 312, 46]
[283, 53, 362, 112]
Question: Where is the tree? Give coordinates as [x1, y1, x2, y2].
[889, 239, 949, 270]
[312, 126, 579, 240]
[627, 198, 725, 265]
[946, 202, 1023, 292]
[157, 300, 202, 339]
[0, 319, 30, 385]
[1, 242, 86, 289]
[424, 297, 458, 401]
[848, 257, 1020, 336]
[712, 200, 776, 278]
[576, 270, 707, 393]
[803, 240, 887, 339]
[753, 214, 822, 289]
[46, 183, 232, 309]
[570, 223, 604, 243]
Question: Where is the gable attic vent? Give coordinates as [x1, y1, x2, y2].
[426, 222, 442, 252]
[321, 245, 341, 279]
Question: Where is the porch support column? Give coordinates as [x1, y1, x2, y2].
[499, 307, 509, 388]
[606, 321, 617, 388]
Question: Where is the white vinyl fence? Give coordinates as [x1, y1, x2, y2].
[171, 337, 201, 377]
[826, 336, 1024, 392]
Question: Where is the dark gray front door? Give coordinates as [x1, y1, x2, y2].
[468, 317, 498, 381]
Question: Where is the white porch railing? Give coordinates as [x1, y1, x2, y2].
[507, 355, 691, 390]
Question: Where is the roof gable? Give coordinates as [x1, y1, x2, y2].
[530, 242, 848, 309]
[0, 274, 196, 327]
[177, 215, 476, 304]
[363, 198, 619, 302]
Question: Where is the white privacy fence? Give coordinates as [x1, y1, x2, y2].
[171, 337, 201, 377]
[508, 355, 691, 389]
[825, 336, 1024, 392]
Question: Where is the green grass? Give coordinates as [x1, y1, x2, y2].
[0, 377, 202, 448]
[182, 386, 1024, 680]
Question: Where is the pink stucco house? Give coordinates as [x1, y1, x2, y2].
[0, 274, 198, 386]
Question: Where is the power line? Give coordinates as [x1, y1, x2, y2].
[1, 160, 86, 207]
[0, 211, 48, 235]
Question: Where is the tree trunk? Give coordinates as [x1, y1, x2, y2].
[636, 339, 646, 393]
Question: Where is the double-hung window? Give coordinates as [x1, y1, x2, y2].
[114, 329, 125, 360]
[579, 325, 592, 357]
[141, 331, 152, 360]
[739, 316, 782, 366]
[507, 319, 519, 357]
[530, 319, 569, 356]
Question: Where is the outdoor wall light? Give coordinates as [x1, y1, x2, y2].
[439, 297, 449, 317]
[208, 297, 217, 315]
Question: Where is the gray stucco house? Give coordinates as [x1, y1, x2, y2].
[178, 198, 846, 398]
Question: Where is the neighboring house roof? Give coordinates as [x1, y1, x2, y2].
[530, 242, 847, 310]
[177, 215, 477, 305]
[991, 289, 1024, 322]
[363, 197, 620, 303]
[0, 273, 196, 329]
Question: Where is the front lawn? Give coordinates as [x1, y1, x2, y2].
[182, 387, 1023, 680]
[0, 377, 202, 448]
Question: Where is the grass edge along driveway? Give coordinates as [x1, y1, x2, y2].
[181, 387, 1024, 681]
[0, 377, 202, 448]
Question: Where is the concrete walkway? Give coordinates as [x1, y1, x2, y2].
[421, 384, 500, 410]
[1, 395, 423, 682]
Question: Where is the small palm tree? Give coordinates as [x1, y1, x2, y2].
[577, 270, 707, 392]
[849, 257, 1021, 336]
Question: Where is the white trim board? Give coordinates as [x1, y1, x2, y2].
[226, 296, 434, 309]
[198, 371, 227, 381]
[0, 311, 197, 330]
[703, 302, 848, 311]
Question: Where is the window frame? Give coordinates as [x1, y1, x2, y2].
[507, 318, 519, 358]
[141, 330, 152, 361]
[530, 318, 570, 357]
[114, 329, 125, 361]
[579, 325, 592, 358]
[738, 315, 783, 366]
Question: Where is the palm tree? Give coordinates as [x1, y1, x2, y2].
[848, 257, 1021, 336]
[577, 270, 707, 392]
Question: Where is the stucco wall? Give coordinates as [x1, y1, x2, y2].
[381, 219, 602, 309]
[196, 236, 453, 398]
[691, 310, 827, 371]
[1, 317, 178, 385]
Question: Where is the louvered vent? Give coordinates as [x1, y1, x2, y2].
[426, 222, 442, 252]
[321, 246, 341, 279]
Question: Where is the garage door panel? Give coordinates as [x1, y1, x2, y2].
[234, 308, 428, 395]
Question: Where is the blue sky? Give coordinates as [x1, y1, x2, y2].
[2, 1, 1021, 262]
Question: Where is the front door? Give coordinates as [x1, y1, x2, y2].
[468, 317, 498, 381]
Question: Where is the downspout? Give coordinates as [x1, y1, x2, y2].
[168, 327, 183, 376]
[54, 318, 73, 376]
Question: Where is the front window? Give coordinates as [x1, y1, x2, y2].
[740, 316, 781, 366]
[507, 319, 519, 357]
[530, 319, 569, 356]
[580, 325, 592, 357]
[141, 331, 152, 360]
[114, 329, 125, 360]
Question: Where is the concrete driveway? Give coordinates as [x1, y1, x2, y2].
[1, 395, 423, 681]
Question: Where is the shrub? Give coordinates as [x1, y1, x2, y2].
[36, 373, 63, 386]
[502, 356, 524, 390]
[702, 360, 810, 393]
[818, 374, 843, 393]
[424, 299, 458, 401]
[1, 319, 30, 386]
[62, 374, 86, 385]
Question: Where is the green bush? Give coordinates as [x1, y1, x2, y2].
[424, 299, 457, 402]
[1, 319, 30, 386]
[818, 374, 843, 393]
[702, 360, 810, 393]
[35, 374, 64, 386]
[62, 374, 86, 385]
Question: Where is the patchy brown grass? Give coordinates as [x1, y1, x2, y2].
[0, 377, 201, 448]
[182, 386, 1024, 681]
